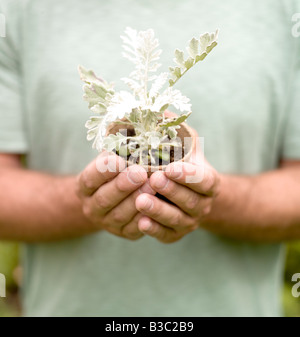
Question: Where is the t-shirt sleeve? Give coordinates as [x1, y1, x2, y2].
[281, 3, 300, 159]
[0, 0, 28, 153]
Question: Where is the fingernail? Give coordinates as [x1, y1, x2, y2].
[128, 169, 146, 185]
[153, 173, 169, 190]
[140, 196, 153, 211]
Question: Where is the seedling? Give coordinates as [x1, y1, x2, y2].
[79, 27, 218, 167]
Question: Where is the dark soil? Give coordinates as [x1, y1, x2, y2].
[117, 125, 185, 166]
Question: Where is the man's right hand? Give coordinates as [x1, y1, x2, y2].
[76, 151, 155, 240]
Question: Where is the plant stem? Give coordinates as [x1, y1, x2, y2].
[169, 65, 192, 87]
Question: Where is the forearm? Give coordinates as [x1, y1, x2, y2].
[203, 167, 300, 242]
[0, 167, 94, 242]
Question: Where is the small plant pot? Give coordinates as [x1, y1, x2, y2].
[106, 119, 196, 177]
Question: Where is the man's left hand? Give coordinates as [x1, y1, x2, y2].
[136, 158, 220, 243]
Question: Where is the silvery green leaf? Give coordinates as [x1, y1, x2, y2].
[78, 65, 104, 84]
[199, 29, 218, 55]
[83, 85, 104, 108]
[145, 131, 162, 149]
[151, 49, 162, 61]
[174, 49, 185, 67]
[103, 132, 128, 152]
[154, 88, 191, 113]
[90, 103, 107, 115]
[174, 67, 181, 78]
[184, 57, 194, 70]
[145, 131, 162, 148]
[128, 108, 140, 124]
[149, 72, 169, 98]
[141, 109, 157, 130]
[80, 28, 218, 155]
[86, 126, 98, 141]
[151, 95, 171, 112]
[148, 63, 161, 73]
[121, 27, 162, 101]
[130, 147, 141, 158]
[148, 136, 161, 149]
[118, 145, 130, 157]
[107, 91, 139, 119]
[169, 66, 182, 82]
[166, 126, 178, 139]
[169, 30, 218, 86]
[93, 82, 114, 100]
[159, 112, 191, 128]
[121, 77, 140, 92]
[145, 131, 162, 137]
[85, 116, 102, 129]
[195, 53, 208, 62]
[207, 41, 217, 53]
[187, 38, 199, 58]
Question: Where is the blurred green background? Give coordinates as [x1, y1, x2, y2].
[0, 241, 300, 317]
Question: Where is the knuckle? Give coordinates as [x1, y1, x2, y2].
[80, 170, 95, 191]
[111, 209, 128, 225]
[203, 171, 216, 194]
[94, 192, 110, 210]
[185, 193, 200, 211]
[75, 175, 83, 198]
[82, 202, 93, 220]
[202, 204, 212, 216]
[171, 212, 182, 227]
[123, 229, 142, 241]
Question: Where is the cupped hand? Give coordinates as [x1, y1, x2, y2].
[135, 142, 220, 243]
[76, 151, 155, 240]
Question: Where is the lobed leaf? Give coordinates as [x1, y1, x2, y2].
[159, 112, 191, 128]
[78, 65, 104, 84]
[187, 37, 199, 58]
[174, 49, 185, 67]
[103, 132, 129, 152]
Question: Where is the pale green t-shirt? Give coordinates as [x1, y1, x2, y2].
[0, 0, 299, 316]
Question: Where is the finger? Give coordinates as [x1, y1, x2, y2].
[103, 181, 156, 228]
[150, 171, 212, 216]
[165, 162, 218, 196]
[138, 216, 179, 244]
[121, 213, 144, 240]
[78, 151, 126, 197]
[135, 193, 196, 230]
[88, 165, 147, 215]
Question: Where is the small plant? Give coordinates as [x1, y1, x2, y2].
[79, 27, 218, 166]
